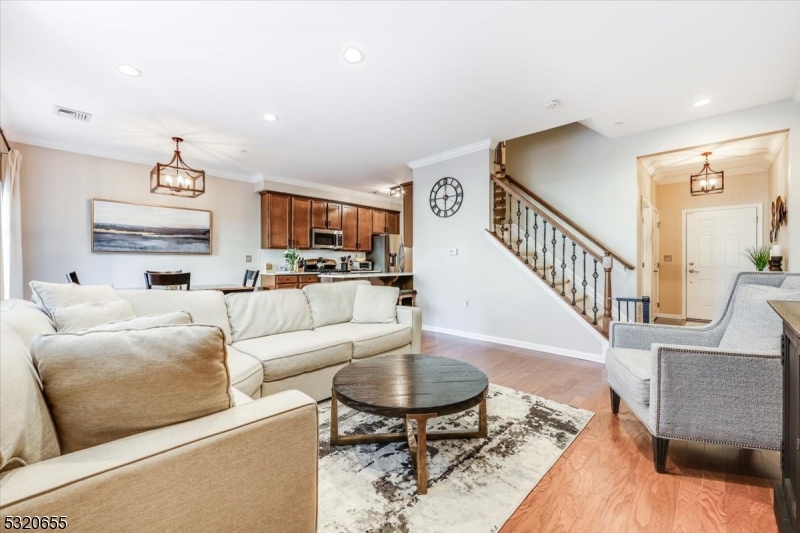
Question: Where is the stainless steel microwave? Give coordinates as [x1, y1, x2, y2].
[311, 228, 343, 250]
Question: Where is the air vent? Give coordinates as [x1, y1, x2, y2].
[54, 106, 92, 122]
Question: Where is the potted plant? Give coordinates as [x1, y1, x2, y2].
[283, 247, 301, 272]
[743, 245, 771, 271]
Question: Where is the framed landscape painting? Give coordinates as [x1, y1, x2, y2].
[91, 199, 211, 254]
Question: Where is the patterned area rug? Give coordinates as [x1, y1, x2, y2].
[318, 384, 593, 533]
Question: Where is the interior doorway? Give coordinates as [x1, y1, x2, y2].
[683, 204, 761, 321]
[641, 200, 660, 320]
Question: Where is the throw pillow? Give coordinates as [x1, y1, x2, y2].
[225, 290, 313, 342]
[781, 276, 800, 290]
[51, 301, 136, 333]
[84, 310, 193, 332]
[0, 323, 60, 472]
[718, 285, 800, 351]
[351, 285, 400, 324]
[28, 281, 121, 318]
[0, 299, 57, 350]
[32, 324, 233, 454]
[303, 280, 370, 327]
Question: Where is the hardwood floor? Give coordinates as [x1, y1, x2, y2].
[420, 331, 780, 533]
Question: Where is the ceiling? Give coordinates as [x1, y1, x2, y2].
[640, 130, 788, 185]
[1, 1, 799, 193]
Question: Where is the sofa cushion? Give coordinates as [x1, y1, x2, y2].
[351, 285, 400, 324]
[316, 323, 412, 359]
[28, 281, 121, 319]
[302, 280, 370, 327]
[225, 289, 314, 342]
[0, 324, 60, 472]
[781, 276, 800, 290]
[0, 299, 56, 350]
[226, 346, 264, 397]
[719, 285, 800, 351]
[117, 289, 233, 344]
[32, 324, 233, 454]
[84, 310, 193, 332]
[233, 331, 351, 381]
[230, 387, 254, 406]
[51, 300, 136, 332]
[605, 346, 651, 405]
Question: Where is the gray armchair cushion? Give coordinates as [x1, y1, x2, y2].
[781, 277, 800, 290]
[605, 347, 651, 405]
[718, 285, 800, 351]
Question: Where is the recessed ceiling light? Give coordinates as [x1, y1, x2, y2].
[343, 46, 365, 64]
[262, 113, 279, 122]
[692, 98, 711, 107]
[544, 99, 560, 109]
[240, 149, 247, 154]
[614, 121, 624, 126]
[117, 64, 142, 77]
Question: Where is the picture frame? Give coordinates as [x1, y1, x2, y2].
[91, 199, 212, 254]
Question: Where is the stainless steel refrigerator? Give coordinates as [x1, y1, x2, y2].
[370, 234, 404, 273]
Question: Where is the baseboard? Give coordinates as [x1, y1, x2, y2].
[655, 313, 684, 320]
[421, 324, 606, 364]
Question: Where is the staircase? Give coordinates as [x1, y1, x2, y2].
[488, 143, 635, 337]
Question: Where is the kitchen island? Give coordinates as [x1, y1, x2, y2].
[319, 272, 413, 290]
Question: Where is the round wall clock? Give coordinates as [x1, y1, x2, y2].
[429, 177, 463, 218]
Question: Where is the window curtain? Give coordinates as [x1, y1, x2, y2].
[0, 149, 23, 300]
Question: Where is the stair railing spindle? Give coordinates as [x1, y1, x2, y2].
[550, 227, 557, 288]
[524, 206, 529, 264]
[592, 259, 599, 325]
[541, 220, 548, 280]
[582, 251, 587, 315]
[560, 234, 567, 296]
[570, 242, 577, 306]
[533, 214, 539, 271]
[507, 193, 514, 250]
[516, 199, 522, 256]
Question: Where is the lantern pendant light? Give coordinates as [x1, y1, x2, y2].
[690, 152, 724, 196]
[150, 137, 205, 198]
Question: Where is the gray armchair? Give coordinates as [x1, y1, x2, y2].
[606, 271, 800, 472]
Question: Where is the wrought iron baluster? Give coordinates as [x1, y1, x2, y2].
[550, 227, 557, 288]
[524, 207, 529, 264]
[532, 214, 539, 271]
[581, 251, 587, 315]
[592, 259, 599, 325]
[541, 220, 548, 280]
[570, 242, 577, 306]
[560, 234, 567, 296]
[492, 182, 497, 235]
[507, 193, 514, 250]
[618, 300, 621, 322]
[500, 191, 506, 244]
[516, 200, 521, 256]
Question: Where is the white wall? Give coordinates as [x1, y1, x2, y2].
[412, 149, 605, 359]
[18, 143, 261, 296]
[506, 99, 800, 282]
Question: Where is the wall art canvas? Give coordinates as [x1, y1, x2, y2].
[92, 199, 211, 254]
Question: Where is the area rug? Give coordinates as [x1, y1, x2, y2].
[317, 384, 593, 533]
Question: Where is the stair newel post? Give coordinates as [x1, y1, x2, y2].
[541, 220, 548, 280]
[602, 252, 613, 336]
[516, 199, 522, 257]
[524, 206, 529, 264]
[507, 193, 514, 250]
[532, 213, 539, 272]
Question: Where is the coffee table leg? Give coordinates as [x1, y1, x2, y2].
[478, 396, 488, 438]
[406, 413, 435, 495]
[330, 388, 340, 446]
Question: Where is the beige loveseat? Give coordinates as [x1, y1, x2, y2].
[0, 280, 421, 531]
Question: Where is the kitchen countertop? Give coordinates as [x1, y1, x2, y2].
[318, 272, 413, 278]
[262, 271, 318, 275]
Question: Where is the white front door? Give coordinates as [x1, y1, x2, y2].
[686, 206, 758, 320]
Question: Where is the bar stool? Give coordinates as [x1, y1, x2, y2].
[397, 289, 417, 307]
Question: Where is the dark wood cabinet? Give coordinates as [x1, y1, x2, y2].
[290, 197, 311, 249]
[266, 194, 290, 249]
[311, 200, 342, 230]
[372, 210, 386, 234]
[387, 211, 400, 234]
[341, 205, 358, 251]
[402, 182, 413, 247]
[357, 208, 373, 252]
[772, 301, 800, 533]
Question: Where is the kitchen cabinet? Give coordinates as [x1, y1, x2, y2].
[265, 193, 290, 249]
[312, 200, 342, 230]
[387, 211, 400, 234]
[262, 273, 319, 290]
[290, 197, 311, 249]
[402, 182, 413, 247]
[357, 208, 373, 252]
[372, 210, 386, 234]
[341, 206, 358, 251]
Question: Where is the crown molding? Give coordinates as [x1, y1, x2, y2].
[407, 138, 496, 169]
[252, 172, 403, 206]
[7, 133, 256, 183]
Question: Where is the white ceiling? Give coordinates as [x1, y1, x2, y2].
[640, 130, 789, 185]
[1, 1, 799, 192]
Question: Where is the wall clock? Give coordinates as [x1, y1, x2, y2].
[429, 177, 463, 218]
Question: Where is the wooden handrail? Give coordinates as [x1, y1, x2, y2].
[494, 175, 635, 270]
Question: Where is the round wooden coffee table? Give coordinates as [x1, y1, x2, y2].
[330, 353, 489, 495]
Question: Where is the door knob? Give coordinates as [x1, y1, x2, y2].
[689, 262, 695, 266]
[689, 269, 698, 273]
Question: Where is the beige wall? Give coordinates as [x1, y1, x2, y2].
[767, 135, 790, 268]
[655, 171, 769, 316]
[17, 143, 261, 297]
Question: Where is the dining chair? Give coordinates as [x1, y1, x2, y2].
[242, 270, 260, 288]
[144, 271, 191, 290]
[65, 272, 80, 284]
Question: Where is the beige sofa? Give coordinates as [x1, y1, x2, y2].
[0, 280, 421, 531]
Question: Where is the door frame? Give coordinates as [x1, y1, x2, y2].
[681, 203, 762, 320]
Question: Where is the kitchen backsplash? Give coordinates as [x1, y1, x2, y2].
[258, 248, 365, 272]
